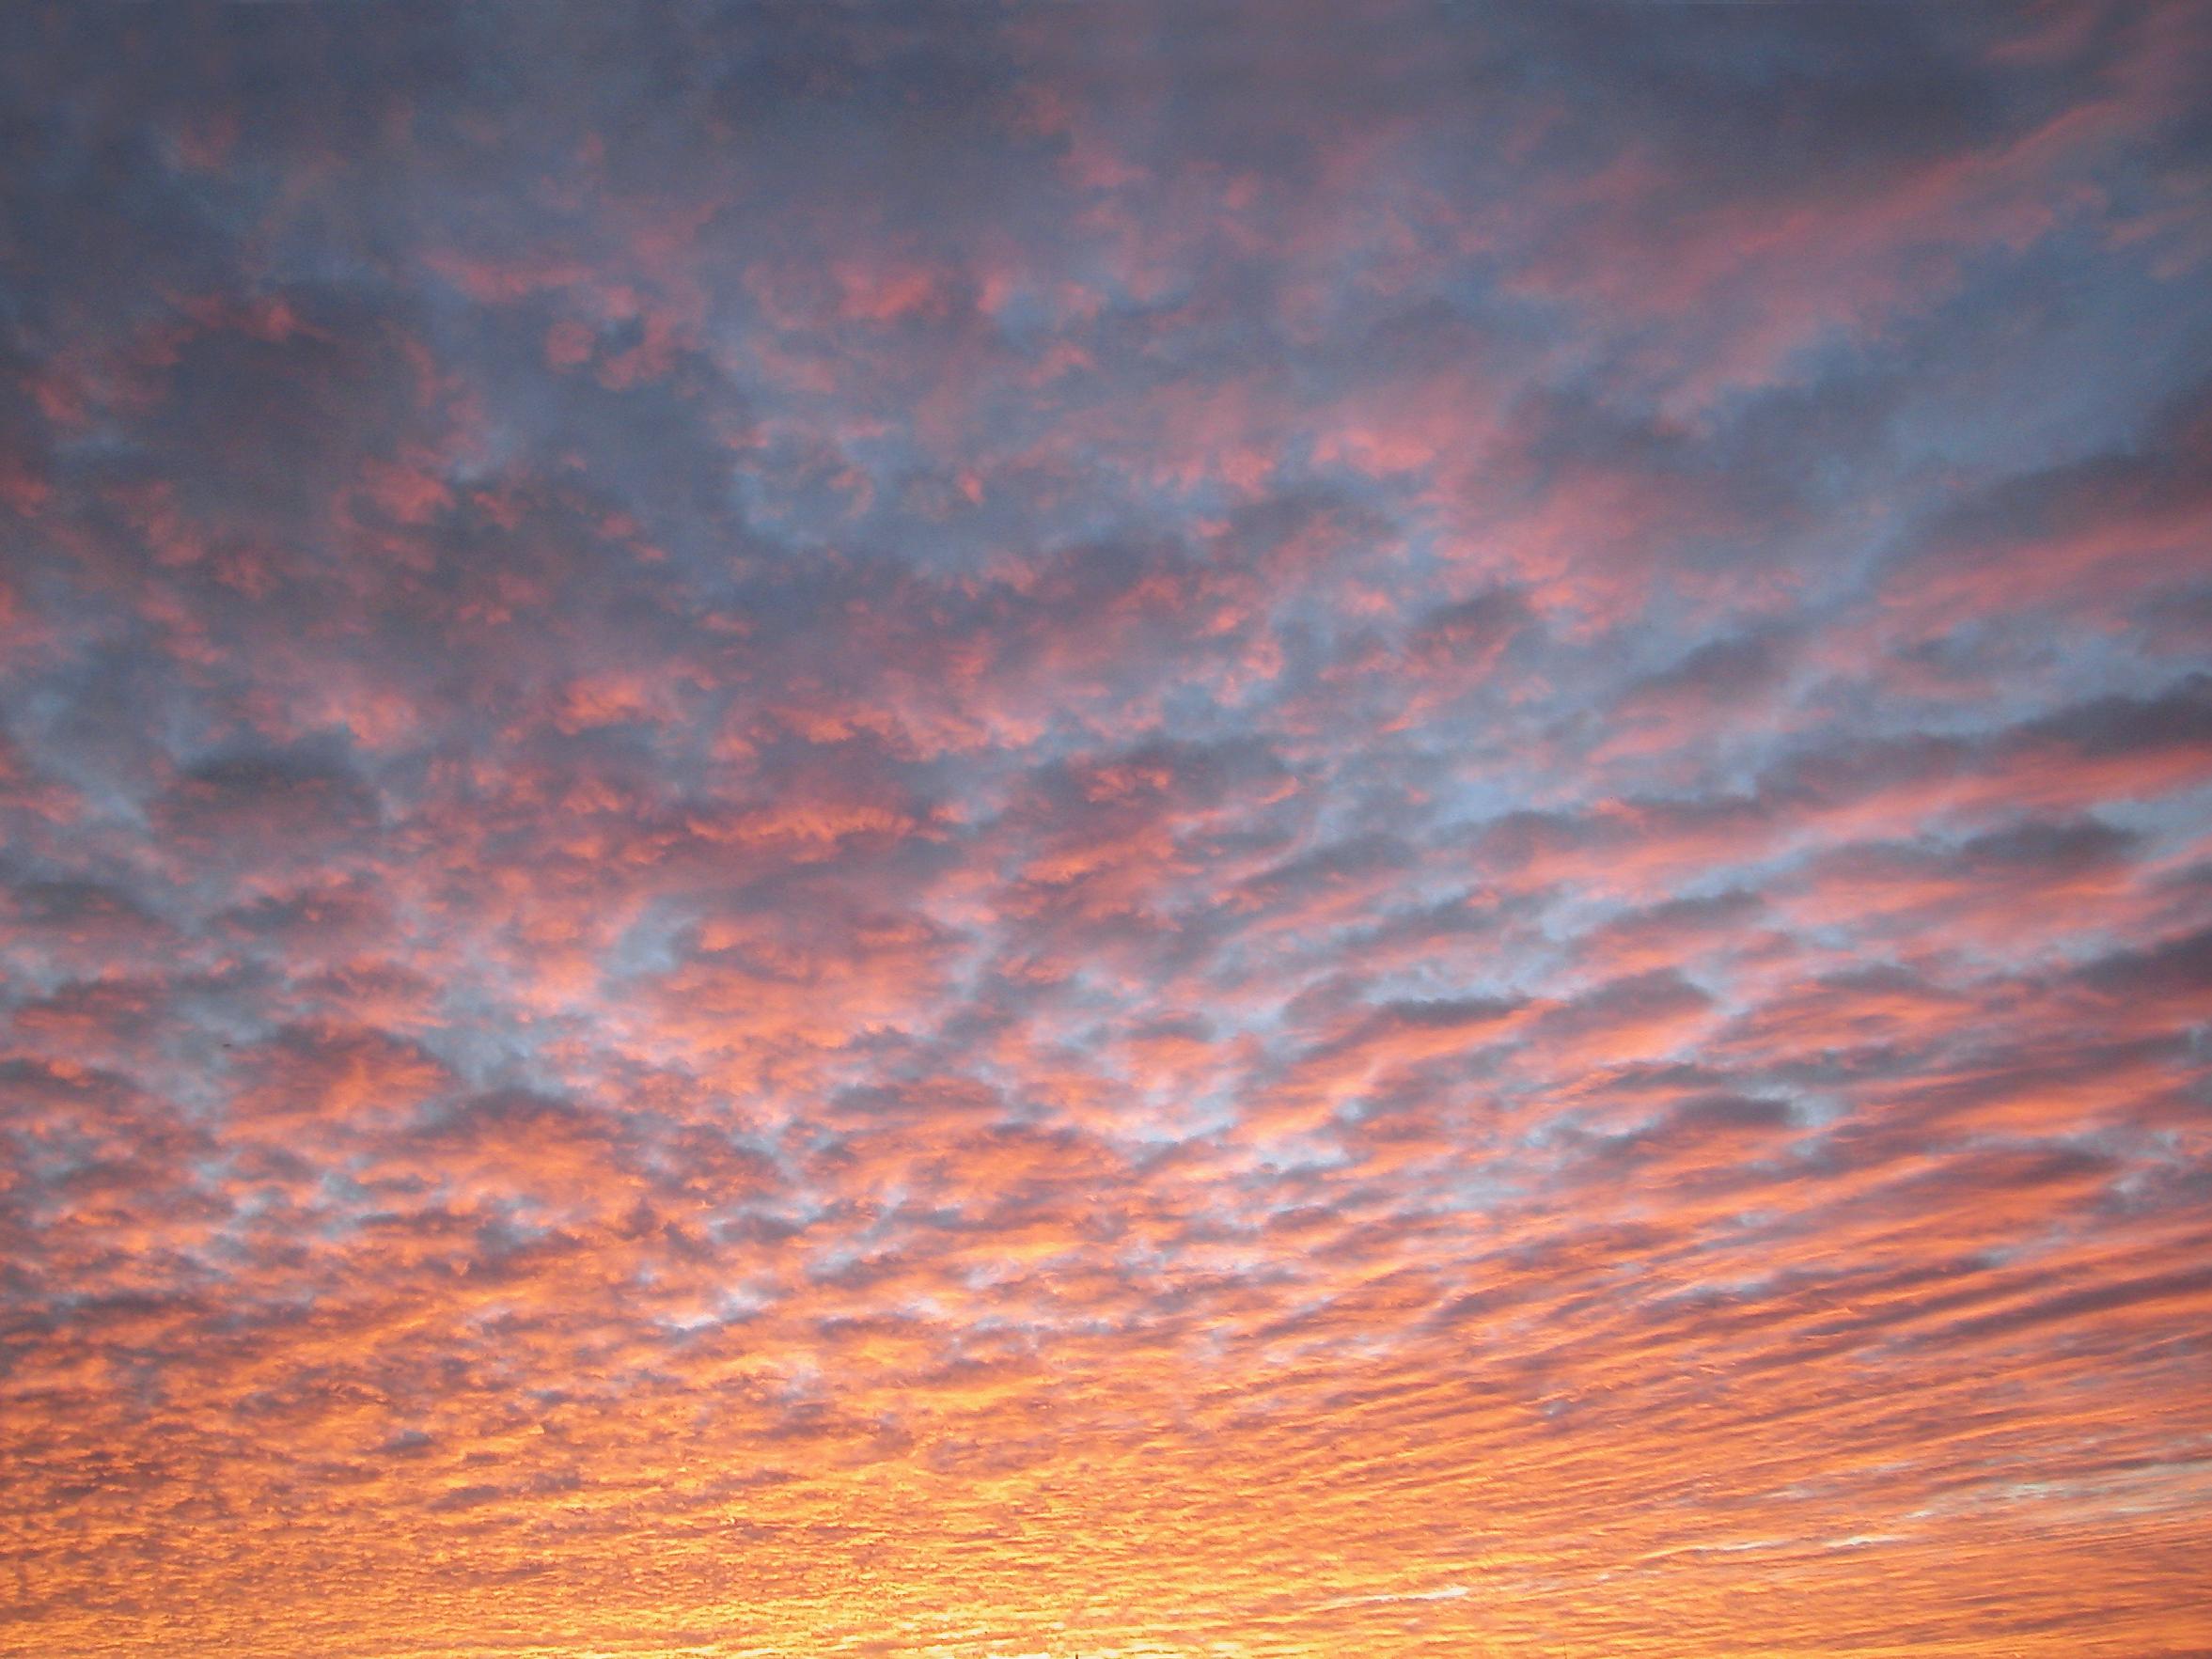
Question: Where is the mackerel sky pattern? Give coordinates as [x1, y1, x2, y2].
[3, 4, 2211, 1656]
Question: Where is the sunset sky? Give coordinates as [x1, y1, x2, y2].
[3, 3, 2210, 1655]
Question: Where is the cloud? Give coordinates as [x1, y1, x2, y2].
[2, 3, 2209, 1655]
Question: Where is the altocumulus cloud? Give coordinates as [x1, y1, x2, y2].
[2, 3, 2210, 1656]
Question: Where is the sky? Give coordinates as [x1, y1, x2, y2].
[1, 2, 2209, 1655]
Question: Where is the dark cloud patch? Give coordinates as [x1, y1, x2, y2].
[1618, 634, 1789, 720]
[2078, 923, 2212, 1007]
[153, 740, 383, 867]
[1404, 587, 1532, 674]
[1534, 970, 1713, 1047]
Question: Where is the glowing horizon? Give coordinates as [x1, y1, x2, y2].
[2, 3, 2209, 1655]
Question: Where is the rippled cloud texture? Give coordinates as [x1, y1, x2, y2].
[4, 3, 2211, 1654]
